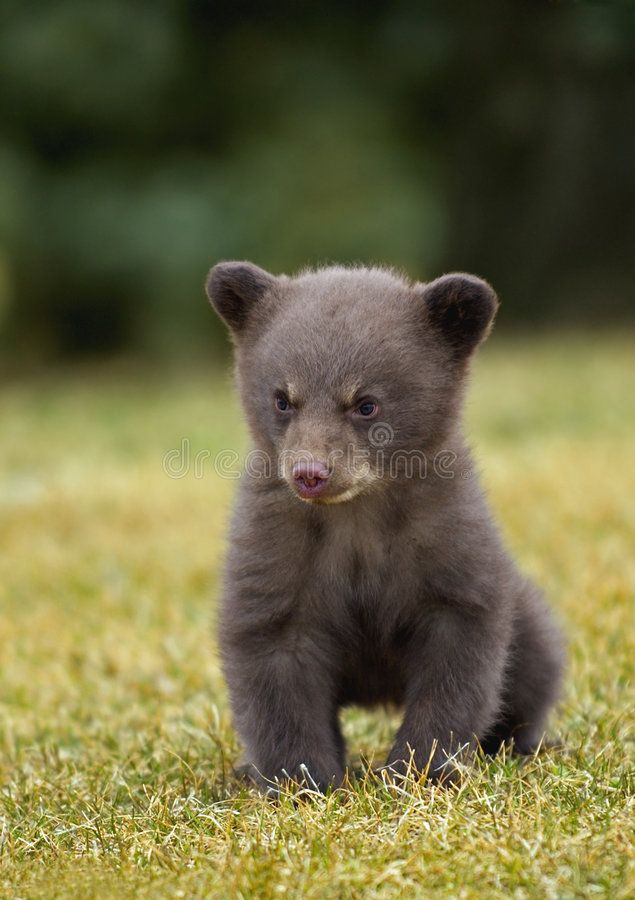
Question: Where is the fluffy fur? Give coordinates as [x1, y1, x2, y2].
[206, 261, 565, 791]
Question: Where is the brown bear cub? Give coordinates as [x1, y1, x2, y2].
[206, 261, 564, 792]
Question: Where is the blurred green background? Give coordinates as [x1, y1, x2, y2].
[0, 0, 633, 364]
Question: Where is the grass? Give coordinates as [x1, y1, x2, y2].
[0, 334, 633, 898]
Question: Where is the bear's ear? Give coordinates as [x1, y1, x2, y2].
[205, 261, 276, 332]
[420, 273, 499, 357]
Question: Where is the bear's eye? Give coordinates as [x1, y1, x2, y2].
[275, 393, 292, 413]
[355, 399, 378, 418]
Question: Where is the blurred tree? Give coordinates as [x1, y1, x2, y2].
[0, 0, 633, 360]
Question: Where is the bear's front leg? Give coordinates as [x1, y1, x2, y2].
[385, 605, 509, 783]
[224, 639, 345, 793]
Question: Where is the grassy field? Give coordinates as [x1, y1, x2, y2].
[1, 335, 633, 898]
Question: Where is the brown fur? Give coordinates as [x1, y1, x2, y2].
[206, 262, 565, 791]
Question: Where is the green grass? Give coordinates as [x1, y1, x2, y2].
[1, 335, 633, 898]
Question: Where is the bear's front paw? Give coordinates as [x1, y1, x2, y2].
[380, 748, 460, 787]
[233, 762, 280, 795]
[234, 761, 342, 796]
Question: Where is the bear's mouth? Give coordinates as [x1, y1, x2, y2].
[285, 459, 376, 505]
[293, 475, 330, 500]
[289, 478, 368, 505]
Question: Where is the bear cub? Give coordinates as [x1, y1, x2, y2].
[206, 261, 565, 791]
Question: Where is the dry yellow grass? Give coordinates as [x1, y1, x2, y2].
[0, 334, 633, 898]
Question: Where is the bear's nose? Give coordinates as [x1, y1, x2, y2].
[292, 460, 331, 498]
[292, 460, 330, 487]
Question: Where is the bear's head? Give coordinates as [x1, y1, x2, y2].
[206, 262, 498, 505]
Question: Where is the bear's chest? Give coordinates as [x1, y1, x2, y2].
[309, 512, 426, 637]
[315, 517, 394, 593]
[315, 509, 425, 590]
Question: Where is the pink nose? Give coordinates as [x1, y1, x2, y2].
[292, 460, 331, 498]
